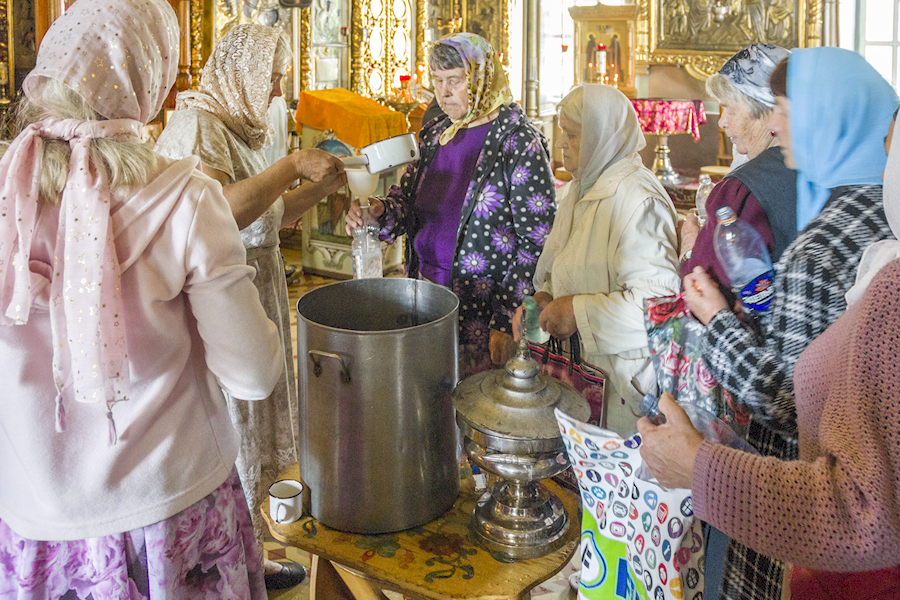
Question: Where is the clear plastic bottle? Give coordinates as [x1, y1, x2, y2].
[351, 204, 383, 279]
[712, 206, 773, 313]
[523, 296, 550, 343]
[694, 174, 715, 226]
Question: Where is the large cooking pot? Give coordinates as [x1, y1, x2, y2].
[296, 278, 460, 534]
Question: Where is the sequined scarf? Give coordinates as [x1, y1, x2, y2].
[0, 0, 178, 444]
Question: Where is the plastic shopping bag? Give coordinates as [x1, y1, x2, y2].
[555, 408, 704, 600]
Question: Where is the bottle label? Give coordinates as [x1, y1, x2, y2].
[738, 271, 773, 312]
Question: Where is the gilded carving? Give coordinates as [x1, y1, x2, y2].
[349, 0, 365, 95]
[0, 0, 11, 103]
[415, 0, 426, 80]
[190, 0, 203, 88]
[640, 0, 822, 79]
[299, 6, 311, 91]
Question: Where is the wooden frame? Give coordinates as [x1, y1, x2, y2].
[569, 4, 640, 98]
[637, 0, 822, 79]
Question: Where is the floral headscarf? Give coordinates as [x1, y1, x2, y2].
[176, 24, 286, 151]
[0, 0, 179, 443]
[717, 44, 790, 109]
[435, 33, 513, 146]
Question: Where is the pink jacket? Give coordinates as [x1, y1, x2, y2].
[693, 259, 900, 572]
[0, 155, 282, 541]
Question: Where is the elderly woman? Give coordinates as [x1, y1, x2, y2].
[155, 24, 345, 588]
[677, 43, 797, 600]
[642, 48, 900, 599]
[0, 0, 282, 595]
[345, 33, 555, 375]
[681, 44, 796, 290]
[514, 84, 681, 435]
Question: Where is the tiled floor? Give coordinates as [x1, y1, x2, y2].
[265, 242, 579, 600]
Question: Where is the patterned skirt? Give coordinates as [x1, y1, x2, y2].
[0, 469, 266, 600]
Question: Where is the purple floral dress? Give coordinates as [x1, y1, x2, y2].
[0, 470, 265, 600]
[379, 102, 555, 371]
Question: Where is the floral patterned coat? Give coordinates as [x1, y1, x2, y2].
[379, 102, 556, 346]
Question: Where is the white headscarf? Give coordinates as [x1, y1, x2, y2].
[536, 84, 661, 289]
[577, 84, 646, 196]
[846, 119, 900, 305]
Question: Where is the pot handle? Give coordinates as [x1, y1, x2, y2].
[340, 156, 369, 168]
[308, 350, 351, 384]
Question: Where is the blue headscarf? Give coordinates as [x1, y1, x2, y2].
[788, 47, 898, 230]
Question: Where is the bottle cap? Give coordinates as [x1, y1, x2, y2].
[715, 205, 736, 224]
[699, 174, 711, 183]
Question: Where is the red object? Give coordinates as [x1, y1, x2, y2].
[630, 98, 707, 141]
[598, 43, 606, 50]
[791, 565, 900, 599]
[399, 75, 411, 82]
[561, 44, 569, 52]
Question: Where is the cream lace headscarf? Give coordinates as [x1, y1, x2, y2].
[176, 24, 286, 151]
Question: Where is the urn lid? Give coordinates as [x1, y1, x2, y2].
[452, 339, 591, 443]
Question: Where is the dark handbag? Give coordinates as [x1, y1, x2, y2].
[528, 333, 607, 426]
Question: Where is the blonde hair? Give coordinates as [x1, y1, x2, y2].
[9, 79, 157, 205]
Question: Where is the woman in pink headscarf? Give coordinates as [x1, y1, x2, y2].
[0, 0, 280, 597]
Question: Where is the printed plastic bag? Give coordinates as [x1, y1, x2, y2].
[555, 408, 704, 600]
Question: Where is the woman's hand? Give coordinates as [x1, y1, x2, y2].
[292, 148, 345, 183]
[683, 266, 729, 325]
[637, 393, 704, 490]
[344, 198, 386, 235]
[490, 329, 516, 365]
[678, 211, 702, 261]
[538, 295, 577, 340]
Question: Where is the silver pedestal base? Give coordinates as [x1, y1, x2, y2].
[651, 134, 686, 185]
[470, 479, 568, 560]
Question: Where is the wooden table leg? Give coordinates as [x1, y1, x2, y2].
[309, 554, 391, 600]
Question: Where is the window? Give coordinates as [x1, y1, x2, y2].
[841, 0, 900, 87]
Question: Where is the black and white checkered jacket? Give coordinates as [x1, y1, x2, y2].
[701, 184, 891, 600]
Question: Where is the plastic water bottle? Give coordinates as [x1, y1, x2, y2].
[523, 296, 550, 343]
[694, 174, 715, 226]
[351, 204, 383, 279]
[712, 206, 773, 313]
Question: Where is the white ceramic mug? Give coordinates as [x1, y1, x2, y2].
[269, 479, 304, 524]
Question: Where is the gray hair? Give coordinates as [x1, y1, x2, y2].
[429, 43, 465, 72]
[10, 79, 156, 205]
[557, 85, 584, 126]
[706, 73, 772, 121]
[273, 32, 293, 75]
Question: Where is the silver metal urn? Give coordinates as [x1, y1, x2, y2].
[452, 338, 590, 559]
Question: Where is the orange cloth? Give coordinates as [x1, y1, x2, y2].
[294, 88, 407, 150]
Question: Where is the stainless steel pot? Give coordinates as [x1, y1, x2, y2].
[296, 278, 460, 534]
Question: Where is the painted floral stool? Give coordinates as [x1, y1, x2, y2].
[263, 463, 580, 600]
